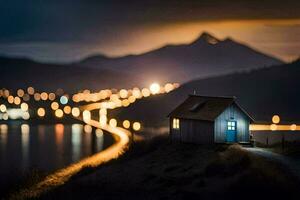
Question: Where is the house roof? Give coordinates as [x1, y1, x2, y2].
[168, 95, 254, 122]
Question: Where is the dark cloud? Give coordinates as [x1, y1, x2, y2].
[1, 0, 300, 43]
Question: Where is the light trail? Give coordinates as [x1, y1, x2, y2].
[250, 124, 299, 131]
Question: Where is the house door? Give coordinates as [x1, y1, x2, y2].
[226, 121, 237, 142]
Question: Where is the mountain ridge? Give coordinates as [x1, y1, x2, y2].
[79, 32, 283, 84]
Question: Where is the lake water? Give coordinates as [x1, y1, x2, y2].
[0, 122, 114, 196]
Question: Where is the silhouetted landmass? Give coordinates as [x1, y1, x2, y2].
[39, 138, 299, 200]
[0, 56, 141, 92]
[80, 32, 283, 84]
[0, 33, 283, 92]
[110, 59, 300, 124]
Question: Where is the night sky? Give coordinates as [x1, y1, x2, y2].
[0, 0, 299, 62]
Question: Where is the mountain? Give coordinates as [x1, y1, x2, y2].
[0, 56, 141, 93]
[109, 59, 300, 126]
[79, 32, 283, 84]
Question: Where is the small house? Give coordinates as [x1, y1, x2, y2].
[168, 95, 253, 144]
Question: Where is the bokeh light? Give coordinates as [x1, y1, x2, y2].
[14, 97, 21, 105]
[84, 124, 93, 133]
[60, 95, 68, 105]
[17, 89, 25, 97]
[83, 110, 91, 123]
[0, 104, 7, 112]
[41, 92, 48, 101]
[20, 102, 29, 111]
[27, 87, 35, 95]
[270, 124, 277, 131]
[133, 122, 141, 131]
[109, 118, 117, 127]
[51, 102, 59, 110]
[95, 129, 104, 137]
[55, 109, 64, 118]
[123, 120, 130, 129]
[63, 106, 71, 114]
[71, 107, 80, 117]
[290, 124, 297, 131]
[150, 83, 160, 94]
[37, 108, 46, 117]
[272, 115, 280, 124]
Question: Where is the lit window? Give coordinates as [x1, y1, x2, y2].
[227, 121, 236, 131]
[173, 118, 180, 129]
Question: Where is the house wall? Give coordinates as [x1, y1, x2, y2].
[214, 104, 250, 143]
[171, 118, 214, 144]
[170, 118, 181, 140]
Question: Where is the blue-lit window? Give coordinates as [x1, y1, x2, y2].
[227, 121, 236, 130]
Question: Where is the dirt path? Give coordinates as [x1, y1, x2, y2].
[243, 147, 300, 179]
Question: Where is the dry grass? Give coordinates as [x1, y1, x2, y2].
[37, 139, 300, 200]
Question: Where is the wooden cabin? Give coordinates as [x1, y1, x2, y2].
[168, 95, 253, 144]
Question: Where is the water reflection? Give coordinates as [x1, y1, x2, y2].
[55, 124, 64, 151]
[0, 124, 8, 154]
[21, 124, 30, 169]
[38, 125, 45, 143]
[0, 123, 112, 192]
[95, 129, 104, 150]
[71, 124, 82, 162]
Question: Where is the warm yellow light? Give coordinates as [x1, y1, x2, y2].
[48, 93, 56, 101]
[121, 99, 130, 107]
[128, 96, 136, 103]
[132, 88, 142, 99]
[173, 118, 180, 129]
[7, 95, 14, 104]
[41, 92, 48, 101]
[17, 89, 25, 97]
[84, 124, 93, 133]
[63, 106, 71, 114]
[290, 124, 297, 131]
[270, 124, 277, 131]
[71, 107, 80, 117]
[27, 87, 35, 95]
[83, 110, 91, 123]
[22, 112, 30, 120]
[0, 104, 7, 112]
[150, 83, 160, 94]
[272, 115, 280, 124]
[72, 95, 79, 102]
[109, 118, 117, 127]
[141, 88, 151, 97]
[99, 108, 107, 116]
[123, 120, 130, 129]
[2, 113, 8, 120]
[100, 115, 107, 127]
[51, 102, 59, 110]
[95, 129, 103, 137]
[20, 102, 29, 111]
[119, 89, 128, 99]
[55, 109, 64, 118]
[14, 96, 21, 105]
[34, 93, 41, 101]
[164, 83, 175, 93]
[133, 122, 141, 131]
[37, 107, 46, 117]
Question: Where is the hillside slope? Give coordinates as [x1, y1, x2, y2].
[110, 60, 300, 125]
[0, 57, 141, 92]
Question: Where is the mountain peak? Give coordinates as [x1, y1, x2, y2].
[192, 32, 220, 45]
